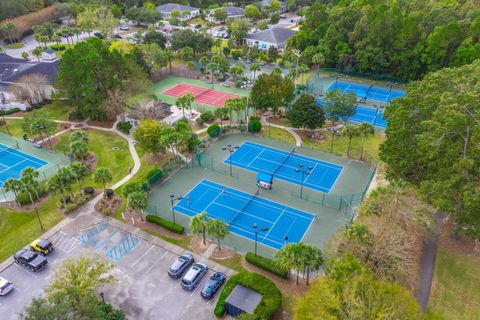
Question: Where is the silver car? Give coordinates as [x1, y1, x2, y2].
[0, 277, 13, 296]
[181, 263, 208, 291]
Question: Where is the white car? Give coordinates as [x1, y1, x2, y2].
[0, 277, 13, 296]
[119, 25, 129, 31]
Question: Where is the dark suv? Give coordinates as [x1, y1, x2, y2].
[14, 249, 48, 272]
[168, 253, 194, 278]
[181, 263, 208, 291]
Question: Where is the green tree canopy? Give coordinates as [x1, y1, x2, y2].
[287, 94, 325, 133]
[323, 90, 356, 124]
[380, 60, 480, 240]
[250, 69, 295, 113]
[21, 109, 56, 137]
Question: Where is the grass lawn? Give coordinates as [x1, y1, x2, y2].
[0, 194, 64, 262]
[429, 249, 480, 319]
[212, 253, 245, 272]
[55, 129, 133, 188]
[41, 104, 75, 121]
[301, 130, 385, 159]
[0, 119, 25, 138]
[260, 126, 296, 145]
[6, 43, 23, 49]
[187, 17, 208, 25]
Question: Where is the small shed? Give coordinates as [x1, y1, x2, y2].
[257, 172, 273, 189]
[42, 49, 56, 61]
[225, 284, 262, 317]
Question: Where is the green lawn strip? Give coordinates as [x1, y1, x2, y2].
[41, 104, 75, 120]
[301, 130, 384, 159]
[0, 119, 25, 138]
[211, 254, 245, 272]
[429, 249, 480, 319]
[55, 129, 133, 188]
[260, 126, 296, 145]
[0, 194, 63, 262]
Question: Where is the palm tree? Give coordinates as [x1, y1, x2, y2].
[199, 56, 209, 75]
[32, 47, 44, 62]
[224, 99, 235, 126]
[298, 64, 310, 84]
[275, 242, 306, 284]
[3, 178, 21, 205]
[190, 212, 208, 245]
[207, 218, 229, 251]
[176, 92, 195, 119]
[250, 63, 260, 83]
[303, 244, 323, 285]
[70, 130, 89, 144]
[70, 140, 88, 161]
[162, 49, 174, 71]
[57, 167, 75, 198]
[69, 162, 89, 190]
[19, 167, 43, 230]
[214, 108, 228, 130]
[357, 122, 375, 160]
[312, 52, 325, 70]
[187, 60, 195, 78]
[127, 190, 148, 222]
[341, 124, 360, 158]
[93, 167, 113, 197]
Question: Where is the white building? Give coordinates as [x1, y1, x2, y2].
[245, 27, 296, 51]
[156, 3, 200, 21]
[259, 0, 287, 13]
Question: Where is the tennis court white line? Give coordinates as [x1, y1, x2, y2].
[0, 144, 47, 167]
[243, 142, 343, 170]
[247, 149, 263, 166]
[300, 217, 315, 243]
[202, 181, 316, 220]
[229, 224, 285, 247]
[263, 207, 285, 241]
[0, 159, 27, 175]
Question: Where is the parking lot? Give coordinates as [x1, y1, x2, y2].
[0, 213, 233, 320]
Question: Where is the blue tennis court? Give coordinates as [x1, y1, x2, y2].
[225, 142, 343, 193]
[327, 80, 405, 102]
[173, 180, 315, 249]
[317, 99, 387, 128]
[0, 144, 47, 187]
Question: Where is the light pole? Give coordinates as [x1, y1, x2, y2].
[222, 144, 239, 177]
[295, 163, 313, 199]
[253, 223, 268, 256]
[268, 116, 273, 137]
[294, 49, 300, 88]
[169, 194, 183, 225]
[284, 235, 288, 244]
[100, 292, 105, 303]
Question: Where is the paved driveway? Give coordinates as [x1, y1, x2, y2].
[0, 213, 233, 319]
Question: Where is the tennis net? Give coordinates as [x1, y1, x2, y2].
[0, 142, 19, 156]
[229, 190, 259, 225]
[365, 84, 373, 94]
[193, 86, 213, 98]
[272, 147, 295, 175]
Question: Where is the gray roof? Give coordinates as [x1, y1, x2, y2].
[209, 6, 244, 16]
[45, 49, 56, 54]
[225, 285, 262, 314]
[0, 54, 59, 85]
[246, 27, 296, 44]
[156, 3, 199, 13]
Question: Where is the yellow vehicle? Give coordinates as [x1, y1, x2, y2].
[30, 239, 54, 256]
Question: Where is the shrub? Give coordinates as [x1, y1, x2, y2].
[230, 49, 242, 59]
[195, 117, 205, 126]
[64, 193, 93, 213]
[248, 119, 262, 133]
[0, 108, 21, 116]
[214, 271, 282, 318]
[245, 252, 288, 279]
[84, 186, 95, 195]
[121, 182, 143, 197]
[187, 138, 200, 152]
[105, 189, 114, 199]
[117, 121, 132, 134]
[17, 183, 48, 205]
[207, 123, 221, 137]
[50, 44, 65, 51]
[200, 110, 214, 122]
[146, 215, 184, 234]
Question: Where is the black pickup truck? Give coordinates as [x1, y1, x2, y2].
[14, 249, 48, 272]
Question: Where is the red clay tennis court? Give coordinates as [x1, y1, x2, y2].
[163, 83, 241, 107]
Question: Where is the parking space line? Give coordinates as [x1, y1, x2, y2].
[13, 264, 38, 279]
[130, 245, 156, 268]
[66, 241, 81, 254]
[191, 274, 209, 296]
[144, 251, 168, 274]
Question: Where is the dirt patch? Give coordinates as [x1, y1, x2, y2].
[87, 119, 115, 128]
[145, 153, 167, 164]
[94, 195, 121, 216]
[85, 153, 97, 172]
[189, 236, 211, 255]
[123, 209, 185, 240]
[438, 218, 476, 256]
[211, 246, 235, 259]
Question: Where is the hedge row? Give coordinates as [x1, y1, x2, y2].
[214, 271, 282, 319]
[146, 215, 184, 234]
[0, 108, 21, 116]
[245, 252, 288, 279]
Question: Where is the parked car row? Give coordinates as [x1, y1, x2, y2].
[1, 239, 54, 296]
[214, 32, 230, 39]
[168, 253, 226, 299]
